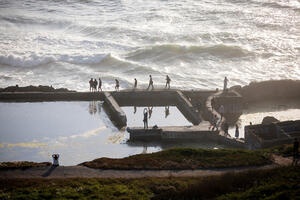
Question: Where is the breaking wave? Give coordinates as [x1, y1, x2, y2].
[0, 53, 111, 67]
[126, 44, 255, 61]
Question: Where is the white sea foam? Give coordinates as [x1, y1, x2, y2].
[0, 53, 110, 67]
[0, 0, 299, 90]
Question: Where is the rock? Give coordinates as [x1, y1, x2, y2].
[262, 116, 280, 125]
[0, 85, 76, 92]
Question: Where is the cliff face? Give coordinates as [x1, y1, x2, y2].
[231, 80, 300, 103]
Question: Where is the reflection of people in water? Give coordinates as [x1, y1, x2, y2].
[89, 101, 98, 115]
[143, 108, 148, 129]
[133, 106, 137, 114]
[97, 102, 102, 114]
[148, 107, 153, 119]
[165, 106, 170, 118]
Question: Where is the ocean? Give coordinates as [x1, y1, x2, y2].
[0, 0, 299, 91]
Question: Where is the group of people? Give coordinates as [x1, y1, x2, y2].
[89, 75, 172, 92]
[89, 78, 102, 92]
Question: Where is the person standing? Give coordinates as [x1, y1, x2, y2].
[147, 75, 154, 90]
[89, 78, 94, 92]
[223, 76, 229, 92]
[293, 138, 299, 166]
[143, 108, 148, 129]
[115, 79, 120, 91]
[98, 78, 102, 91]
[235, 124, 239, 138]
[165, 75, 171, 89]
[93, 78, 98, 92]
[219, 105, 225, 120]
[134, 78, 137, 89]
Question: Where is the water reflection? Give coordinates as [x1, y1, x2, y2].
[148, 106, 153, 119]
[165, 106, 170, 118]
[88, 101, 102, 115]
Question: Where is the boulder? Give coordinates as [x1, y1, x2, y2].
[262, 116, 280, 125]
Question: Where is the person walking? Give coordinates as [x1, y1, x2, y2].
[143, 108, 148, 129]
[134, 78, 137, 89]
[115, 79, 120, 91]
[93, 78, 98, 92]
[223, 76, 229, 92]
[165, 75, 171, 89]
[147, 75, 154, 90]
[235, 124, 239, 138]
[89, 78, 94, 92]
[293, 138, 299, 166]
[98, 78, 102, 91]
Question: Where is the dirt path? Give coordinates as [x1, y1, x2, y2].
[0, 155, 293, 179]
[0, 165, 277, 179]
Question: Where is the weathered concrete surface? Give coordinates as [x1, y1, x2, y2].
[175, 91, 201, 125]
[0, 92, 104, 102]
[245, 120, 300, 149]
[127, 122, 245, 148]
[103, 92, 127, 128]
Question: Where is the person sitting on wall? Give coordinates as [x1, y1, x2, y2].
[143, 108, 148, 129]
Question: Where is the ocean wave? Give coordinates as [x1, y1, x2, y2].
[0, 53, 110, 67]
[126, 44, 255, 61]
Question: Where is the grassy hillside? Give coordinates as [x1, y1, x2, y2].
[80, 148, 272, 170]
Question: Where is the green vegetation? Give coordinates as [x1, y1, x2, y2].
[0, 161, 51, 170]
[0, 166, 299, 200]
[264, 144, 294, 157]
[80, 148, 272, 169]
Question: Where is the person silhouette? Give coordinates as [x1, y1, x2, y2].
[147, 75, 154, 90]
[115, 79, 120, 91]
[89, 78, 94, 92]
[143, 108, 148, 129]
[98, 78, 102, 91]
[93, 78, 98, 92]
[223, 76, 229, 92]
[235, 124, 239, 138]
[165, 75, 171, 89]
[134, 78, 137, 89]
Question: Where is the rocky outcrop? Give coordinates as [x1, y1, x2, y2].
[0, 85, 75, 93]
[262, 116, 280, 125]
[231, 80, 300, 103]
